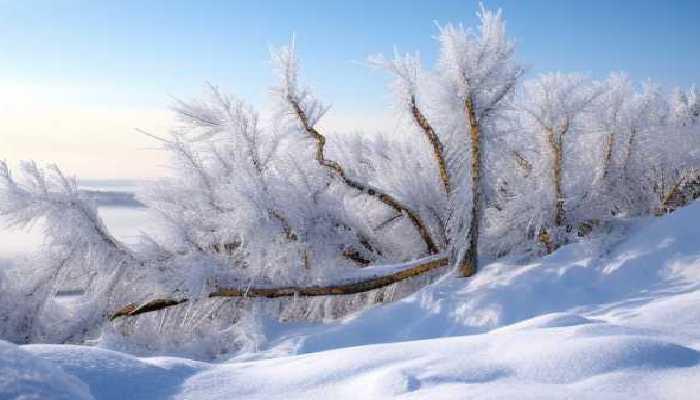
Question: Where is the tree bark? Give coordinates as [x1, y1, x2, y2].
[410, 96, 451, 195]
[458, 96, 482, 277]
[546, 126, 566, 227]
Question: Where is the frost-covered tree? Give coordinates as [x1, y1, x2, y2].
[0, 161, 134, 342]
[595, 74, 634, 187]
[368, 51, 452, 197]
[592, 77, 672, 215]
[371, 6, 523, 276]
[518, 73, 603, 248]
[269, 42, 440, 259]
[670, 85, 699, 127]
[0, 37, 458, 348]
[656, 85, 700, 212]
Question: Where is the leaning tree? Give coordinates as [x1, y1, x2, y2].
[0, 6, 522, 348]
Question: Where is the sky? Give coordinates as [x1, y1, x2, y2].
[1, 0, 699, 179]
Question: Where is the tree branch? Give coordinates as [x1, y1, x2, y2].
[287, 94, 440, 255]
[410, 95, 451, 195]
[110, 255, 449, 320]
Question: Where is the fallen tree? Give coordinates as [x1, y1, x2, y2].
[110, 255, 449, 320]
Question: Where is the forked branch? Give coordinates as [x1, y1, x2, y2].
[287, 95, 440, 255]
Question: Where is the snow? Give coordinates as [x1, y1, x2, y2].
[13, 317, 700, 399]
[0, 340, 93, 400]
[22, 345, 205, 400]
[180, 329, 700, 399]
[3, 200, 700, 399]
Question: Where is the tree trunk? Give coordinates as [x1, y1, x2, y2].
[547, 127, 565, 227]
[602, 132, 615, 180]
[553, 147, 564, 226]
[458, 97, 482, 277]
[622, 128, 637, 178]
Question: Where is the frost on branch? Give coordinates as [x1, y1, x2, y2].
[515, 73, 604, 248]
[369, 6, 525, 276]
[143, 85, 379, 284]
[369, 51, 452, 197]
[0, 161, 126, 252]
[0, 161, 133, 343]
[271, 40, 440, 256]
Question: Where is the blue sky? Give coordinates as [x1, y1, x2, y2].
[1, 0, 699, 178]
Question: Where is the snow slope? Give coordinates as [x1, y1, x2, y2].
[178, 322, 700, 399]
[2, 201, 700, 399]
[256, 201, 700, 356]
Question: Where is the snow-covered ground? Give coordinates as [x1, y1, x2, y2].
[2, 196, 700, 399]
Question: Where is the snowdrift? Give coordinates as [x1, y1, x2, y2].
[0, 340, 93, 400]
